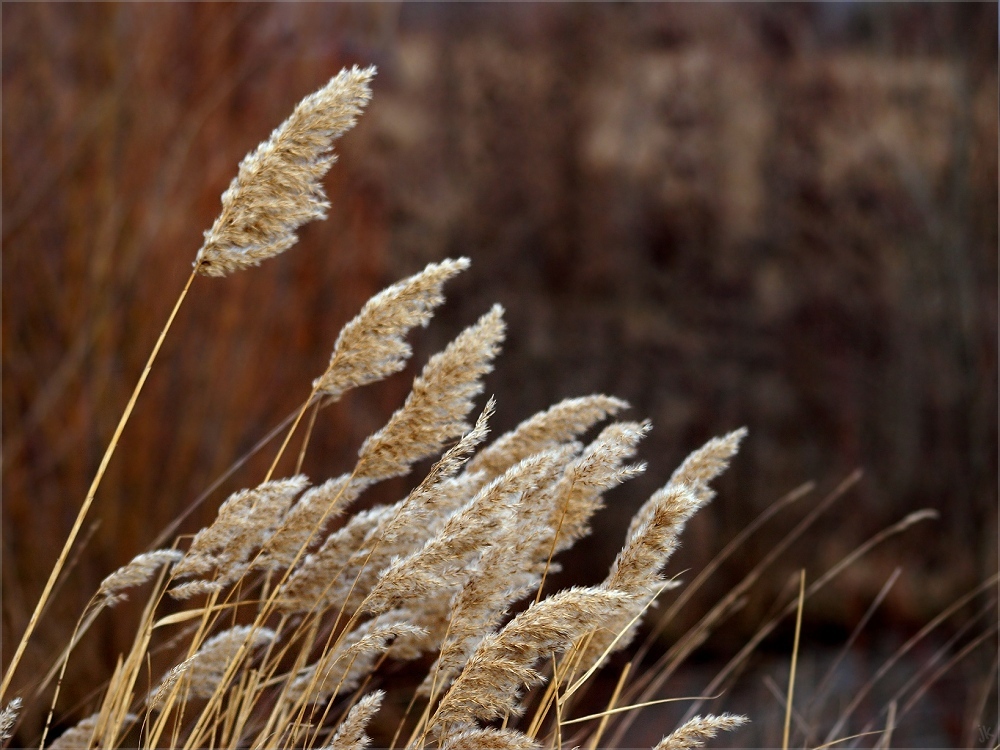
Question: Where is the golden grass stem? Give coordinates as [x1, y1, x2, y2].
[265, 385, 321, 482]
[565, 693, 716, 727]
[2, 268, 196, 701]
[294, 399, 322, 474]
[782, 570, 805, 750]
[585, 661, 630, 749]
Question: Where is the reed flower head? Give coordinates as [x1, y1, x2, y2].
[313, 257, 471, 401]
[194, 65, 375, 276]
[653, 713, 749, 749]
[0, 698, 21, 741]
[94, 549, 182, 608]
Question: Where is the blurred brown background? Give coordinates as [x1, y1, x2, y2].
[3, 3, 997, 745]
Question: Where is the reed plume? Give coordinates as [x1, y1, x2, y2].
[323, 690, 384, 750]
[94, 550, 182, 609]
[0, 698, 21, 741]
[194, 65, 376, 277]
[653, 714, 749, 749]
[313, 257, 470, 401]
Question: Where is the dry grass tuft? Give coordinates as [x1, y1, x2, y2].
[41, 60, 994, 750]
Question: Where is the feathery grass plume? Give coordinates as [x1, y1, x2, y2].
[277, 402, 493, 613]
[253, 473, 371, 572]
[628, 428, 746, 540]
[577, 484, 700, 672]
[544, 420, 650, 557]
[194, 65, 375, 277]
[313, 257, 470, 401]
[170, 476, 308, 597]
[354, 304, 505, 483]
[467, 394, 628, 479]
[0, 698, 21, 741]
[579, 431, 745, 671]
[430, 587, 632, 728]
[46, 712, 138, 750]
[363, 448, 570, 617]
[289, 622, 425, 702]
[652, 713, 749, 749]
[94, 549, 183, 608]
[439, 727, 541, 749]
[152, 625, 275, 701]
[606, 483, 700, 596]
[322, 690, 383, 750]
[147, 656, 196, 710]
[419, 445, 581, 697]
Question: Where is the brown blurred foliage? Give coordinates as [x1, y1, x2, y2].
[3, 3, 996, 737]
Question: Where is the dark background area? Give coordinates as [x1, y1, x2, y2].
[3, 3, 997, 746]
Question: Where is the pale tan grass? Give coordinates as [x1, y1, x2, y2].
[546, 420, 650, 559]
[429, 587, 633, 730]
[11, 62, 776, 750]
[652, 713, 748, 749]
[363, 448, 570, 617]
[467, 395, 628, 479]
[170, 476, 309, 597]
[152, 625, 275, 702]
[321, 690, 383, 750]
[354, 303, 505, 483]
[438, 727, 541, 749]
[195, 66, 375, 277]
[0, 697, 21, 741]
[95, 550, 183, 609]
[313, 257, 470, 401]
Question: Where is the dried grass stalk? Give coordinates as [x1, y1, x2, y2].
[652, 713, 749, 749]
[545, 420, 650, 557]
[354, 304, 505, 483]
[278, 374, 497, 614]
[289, 622, 425, 702]
[420, 445, 580, 697]
[254, 473, 370, 573]
[363, 448, 568, 617]
[195, 65, 375, 276]
[628, 428, 746, 540]
[47, 712, 137, 750]
[152, 625, 275, 701]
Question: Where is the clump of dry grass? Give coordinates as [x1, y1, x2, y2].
[14, 59, 987, 750]
[2, 65, 748, 748]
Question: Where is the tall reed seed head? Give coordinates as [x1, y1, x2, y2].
[194, 65, 375, 276]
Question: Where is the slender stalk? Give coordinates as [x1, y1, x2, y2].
[2, 269, 196, 700]
[264, 384, 321, 482]
[783, 570, 805, 750]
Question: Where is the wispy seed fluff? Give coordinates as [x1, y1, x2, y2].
[653, 713, 749, 749]
[323, 690, 383, 750]
[47, 712, 138, 750]
[94, 549, 182, 608]
[194, 65, 375, 276]
[314, 257, 471, 402]
[0, 698, 21, 741]
[430, 587, 632, 727]
[171, 476, 309, 598]
[151, 625, 275, 701]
